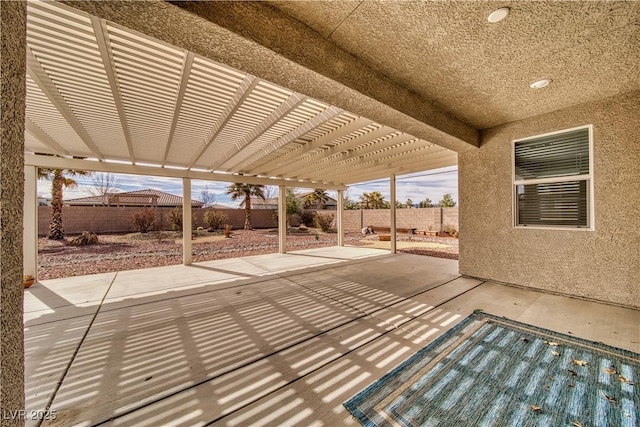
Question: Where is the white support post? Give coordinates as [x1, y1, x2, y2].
[390, 174, 397, 254]
[23, 165, 38, 279]
[337, 189, 344, 246]
[182, 178, 192, 265]
[278, 185, 287, 254]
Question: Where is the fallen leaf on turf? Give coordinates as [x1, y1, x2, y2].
[552, 350, 560, 356]
[521, 338, 530, 343]
[530, 405, 542, 413]
[568, 369, 578, 376]
[600, 391, 617, 403]
[572, 421, 583, 427]
[604, 368, 617, 375]
[572, 359, 587, 366]
[568, 383, 575, 388]
[548, 341, 559, 346]
[619, 375, 634, 384]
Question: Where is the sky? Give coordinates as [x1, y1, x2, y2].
[37, 165, 458, 207]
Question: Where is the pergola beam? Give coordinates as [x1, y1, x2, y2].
[213, 93, 307, 170]
[25, 118, 71, 157]
[91, 16, 136, 164]
[253, 116, 371, 176]
[267, 124, 395, 177]
[333, 156, 458, 185]
[163, 51, 194, 166]
[26, 48, 104, 160]
[24, 153, 348, 190]
[294, 135, 424, 180]
[187, 75, 258, 168]
[232, 105, 343, 172]
[306, 150, 457, 183]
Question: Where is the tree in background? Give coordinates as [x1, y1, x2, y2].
[343, 190, 359, 210]
[419, 198, 434, 208]
[439, 193, 457, 207]
[88, 172, 120, 204]
[226, 183, 265, 230]
[39, 168, 91, 240]
[359, 191, 388, 209]
[286, 188, 302, 215]
[395, 200, 405, 208]
[303, 189, 329, 209]
[200, 184, 216, 208]
[405, 198, 414, 208]
[262, 185, 278, 203]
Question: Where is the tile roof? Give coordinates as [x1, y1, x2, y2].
[66, 189, 203, 207]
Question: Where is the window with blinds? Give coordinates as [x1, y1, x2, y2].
[513, 126, 593, 229]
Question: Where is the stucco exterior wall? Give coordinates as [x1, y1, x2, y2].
[459, 91, 640, 308]
[0, 0, 27, 420]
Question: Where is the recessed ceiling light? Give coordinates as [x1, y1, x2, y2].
[530, 79, 552, 89]
[487, 7, 510, 23]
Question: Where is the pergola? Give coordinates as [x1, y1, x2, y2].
[22, 0, 462, 278]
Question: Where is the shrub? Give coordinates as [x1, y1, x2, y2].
[313, 212, 334, 232]
[168, 208, 183, 231]
[204, 210, 229, 231]
[132, 208, 155, 233]
[300, 210, 316, 227]
[443, 224, 459, 238]
[68, 231, 99, 246]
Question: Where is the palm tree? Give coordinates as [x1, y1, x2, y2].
[359, 191, 387, 209]
[303, 189, 329, 209]
[38, 168, 90, 240]
[226, 183, 265, 230]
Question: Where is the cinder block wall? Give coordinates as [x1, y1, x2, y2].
[38, 207, 278, 235]
[341, 208, 459, 232]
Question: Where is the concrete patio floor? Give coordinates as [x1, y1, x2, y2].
[24, 247, 639, 426]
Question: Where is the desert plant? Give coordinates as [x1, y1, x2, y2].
[300, 210, 316, 227]
[68, 231, 99, 246]
[204, 210, 229, 231]
[313, 212, 334, 232]
[132, 208, 155, 233]
[223, 224, 233, 238]
[38, 167, 91, 240]
[226, 183, 265, 230]
[168, 208, 183, 231]
[443, 224, 459, 238]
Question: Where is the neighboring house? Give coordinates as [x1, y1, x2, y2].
[251, 197, 278, 209]
[207, 203, 236, 210]
[66, 189, 204, 208]
[297, 192, 338, 210]
[37, 196, 50, 206]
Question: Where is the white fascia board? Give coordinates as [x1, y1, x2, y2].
[25, 153, 347, 190]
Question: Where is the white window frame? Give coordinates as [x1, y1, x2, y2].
[512, 124, 594, 231]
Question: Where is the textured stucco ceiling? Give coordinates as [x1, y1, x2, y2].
[267, 1, 640, 129]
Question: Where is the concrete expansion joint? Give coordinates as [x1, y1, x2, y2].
[39, 272, 119, 423]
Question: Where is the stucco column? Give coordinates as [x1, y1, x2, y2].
[23, 165, 38, 280]
[337, 190, 344, 246]
[390, 174, 397, 254]
[0, 0, 27, 421]
[278, 185, 286, 254]
[182, 178, 192, 265]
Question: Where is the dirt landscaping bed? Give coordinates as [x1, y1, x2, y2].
[37, 229, 459, 280]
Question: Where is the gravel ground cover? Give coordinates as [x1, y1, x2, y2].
[37, 229, 458, 280]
